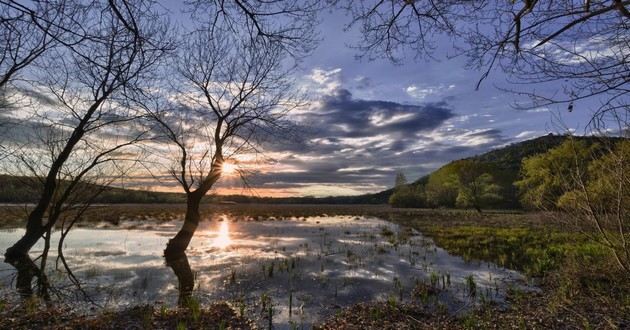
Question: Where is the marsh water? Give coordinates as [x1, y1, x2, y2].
[0, 215, 532, 328]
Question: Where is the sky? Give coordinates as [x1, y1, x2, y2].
[0, 2, 608, 198]
[210, 9, 597, 197]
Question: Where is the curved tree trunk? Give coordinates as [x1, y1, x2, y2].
[13, 253, 50, 300]
[5, 105, 98, 266]
[164, 192, 203, 256]
[165, 251, 194, 306]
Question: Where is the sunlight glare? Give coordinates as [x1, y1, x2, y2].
[221, 162, 238, 176]
[214, 217, 231, 249]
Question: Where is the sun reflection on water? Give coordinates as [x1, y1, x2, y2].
[214, 217, 231, 249]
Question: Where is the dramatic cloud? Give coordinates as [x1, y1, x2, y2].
[241, 87, 515, 196]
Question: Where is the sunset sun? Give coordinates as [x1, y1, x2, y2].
[221, 162, 238, 176]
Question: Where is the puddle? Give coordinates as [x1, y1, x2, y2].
[0, 215, 533, 329]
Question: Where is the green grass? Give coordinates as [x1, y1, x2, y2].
[420, 225, 608, 277]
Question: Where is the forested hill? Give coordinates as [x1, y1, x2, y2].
[389, 133, 621, 208]
[348, 134, 576, 205]
[463, 134, 570, 172]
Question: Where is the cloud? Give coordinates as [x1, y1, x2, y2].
[247, 88, 514, 195]
[306, 68, 343, 94]
[515, 130, 542, 139]
[406, 84, 456, 100]
[312, 88, 454, 140]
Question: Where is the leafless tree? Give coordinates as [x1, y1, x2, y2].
[145, 26, 300, 256]
[3, 0, 171, 284]
[0, 0, 75, 161]
[333, 0, 630, 118]
[0, 0, 66, 91]
[186, 0, 323, 59]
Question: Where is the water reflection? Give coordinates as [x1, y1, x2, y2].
[213, 218, 231, 249]
[11, 253, 49, 299]
[0, 216, 535, 329]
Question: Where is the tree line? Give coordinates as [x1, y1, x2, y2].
[389, 137, 629, 214]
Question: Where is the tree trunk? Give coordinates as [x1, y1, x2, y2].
[164, 192, 203, 256]
[165, 251, 194, 306]
[13, 253, 49, 300]
[4, 223, 47, 266]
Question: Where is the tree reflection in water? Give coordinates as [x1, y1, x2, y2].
[12, 253, 50, 300]
[164, 251, 194, 306]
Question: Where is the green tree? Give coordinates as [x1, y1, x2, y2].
[455, 160, 501, 212]
[515, 140, 598, 209]
[425, 164, 459, 208]
[555, 140, 629, 271]
[389, 184, 426, 208]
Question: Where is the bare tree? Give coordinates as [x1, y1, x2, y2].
[186, 0, 323, 59]
[146, 27, 300, 256]
[0, 0, 75, 161]
[3, 0, 171, 277]
[0, 0, 65, 91]
[333, 1, 630, 118]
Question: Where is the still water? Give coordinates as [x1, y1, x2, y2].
[0, 215, 532, 329]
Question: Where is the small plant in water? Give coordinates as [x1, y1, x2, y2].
[387, 295, 398, 309]
[430, 271, 439, 288]
[229, 268, 236, 284]
[260, 292, 271, 314]
[393, 277, 403, 301]
[289, 289, 293, 317]
[268, 261, 275, 278]
[466, 274, 477, 298]
[268, 305, 273, 330]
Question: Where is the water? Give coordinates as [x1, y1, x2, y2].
[0, 215, 532, 329]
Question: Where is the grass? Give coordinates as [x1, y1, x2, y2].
[418, 225, 609, 277]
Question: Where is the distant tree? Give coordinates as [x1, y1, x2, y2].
[394, 171, 408, 188]
[455, 160, 502, 213]
[389, 184, 426, 208]
[425, 165, 459, 208]
[515, 140, 599, 209]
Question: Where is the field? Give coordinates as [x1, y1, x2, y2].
[0, 204, 628, 329]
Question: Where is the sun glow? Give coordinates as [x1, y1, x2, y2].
[214, 217, 231, 249]
[221, 162, 238, 176]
